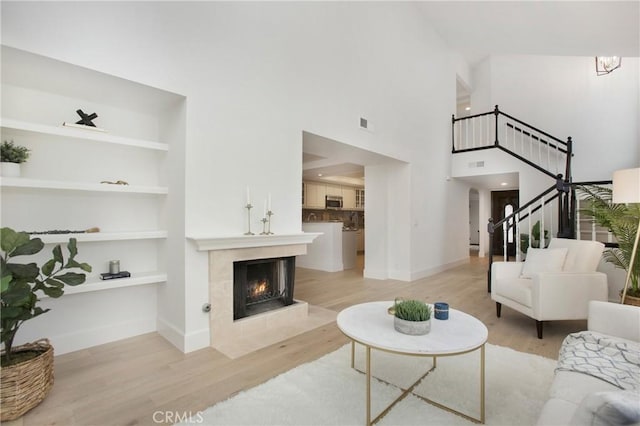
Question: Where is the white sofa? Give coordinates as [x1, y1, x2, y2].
[536, 301, 640, 425]
[491, 238, 608, 338]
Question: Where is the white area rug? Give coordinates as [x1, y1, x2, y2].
[181, 343, 556, 426]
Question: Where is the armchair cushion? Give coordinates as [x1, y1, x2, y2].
[521, 247, 568, 278]
[548, 238, 605, 273]
[494, 277, 533, 307]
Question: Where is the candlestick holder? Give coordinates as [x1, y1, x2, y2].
[244, 204, 255, 235]
[260, 217, 268, 235]
[266, 210, 274, 235]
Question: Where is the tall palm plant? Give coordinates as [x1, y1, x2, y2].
[578, 185, 640, 297]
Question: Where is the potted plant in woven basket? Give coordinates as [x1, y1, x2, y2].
[390, 298, 432, 335]
[1, 227, 91, 421]
[578, 185, 640, 306]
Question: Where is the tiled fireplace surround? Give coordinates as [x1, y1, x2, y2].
[191, 234, 336, 358]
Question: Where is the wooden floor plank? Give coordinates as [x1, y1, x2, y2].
[14, 254, 584, 426]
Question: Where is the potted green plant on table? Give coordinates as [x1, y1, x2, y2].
[391, 298, 432, 335]
[0, 140, 30, 177]
[578, 185, 640, 305]
[0, 227, 91, 421]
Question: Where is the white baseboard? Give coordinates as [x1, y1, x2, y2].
[363, 267, 387, 280]
[184, 328, 210, 353]
[157, 317, 186, 352]
[48, 318, 156, 355]
[365, 258, 469, 282]
[409, 257, 469, 281]
[157, 317, 210, 353]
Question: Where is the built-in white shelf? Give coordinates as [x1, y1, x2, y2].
[1, 117, 169, 151]
[0, 177, 168, 194]
[41, 271, 167, 298]
[32, 230, 168, 244]
[187, 232, 322, 251]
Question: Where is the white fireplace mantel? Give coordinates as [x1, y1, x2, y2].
[187, 232, 322, 251]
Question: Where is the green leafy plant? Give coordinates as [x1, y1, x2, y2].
[578, 185, 640, 297]
[393, 299, 431, 322]
[1, 227, 91, 366]
[520, 220, 549, 254]
[0, 140, 30, 164]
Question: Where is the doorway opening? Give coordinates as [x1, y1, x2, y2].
[491, 189, 519, 257]
[469, 188, 480, 256]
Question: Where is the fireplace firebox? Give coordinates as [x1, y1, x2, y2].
[233, 256, 296, 320]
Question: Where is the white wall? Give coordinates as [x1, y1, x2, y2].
[2, 2, 465, 352]
[477, 55, 640, 180]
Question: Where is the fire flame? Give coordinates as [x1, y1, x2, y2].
[251, 280, 268, 298]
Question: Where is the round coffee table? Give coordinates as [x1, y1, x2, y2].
[337, 301, 488, 425]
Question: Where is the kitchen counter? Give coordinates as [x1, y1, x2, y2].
[342, 229, 357, 269]
[298, 222, 358, 272]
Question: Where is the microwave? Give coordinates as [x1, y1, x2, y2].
[325, 195, 343, 210]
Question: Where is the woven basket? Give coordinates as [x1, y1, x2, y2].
[622, 293, 640, 307]
[0, 339, 54, 421]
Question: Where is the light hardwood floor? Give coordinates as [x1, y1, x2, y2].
[15, 254, 586, 426]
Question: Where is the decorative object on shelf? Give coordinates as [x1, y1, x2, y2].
[75, 109, 98, 127]
[434, 302, 449, 320]
[260, 217, 268, 235]
[62, 109, 105, 132]
[0, 227, 91, 421]
[99, 271, 131, 280]
[244, 203, 255, 235]
[109, 260, 120, 274]
[0, 140, 30, 177]
[578, 181, 640, 304]
[262, 193, 274, 234]
[266, 209, 274, 235]
[392, 298, 432, 335]
[27, 227, 100, 235]
[244, 187, 254, 235]
[595, 56, 622, 76]
[100, 180, 129, 185]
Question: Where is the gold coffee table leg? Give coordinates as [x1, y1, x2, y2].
[351, 341, 485, 425]
[366, 345, 371, 426]
[480, 343, 485, 423]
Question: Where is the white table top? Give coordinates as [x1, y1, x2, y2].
[337, 301, 488, 355]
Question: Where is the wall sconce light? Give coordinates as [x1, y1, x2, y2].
[595, 56, 622, 76]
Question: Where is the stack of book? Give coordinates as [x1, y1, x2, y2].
[99, 271, 131, 280]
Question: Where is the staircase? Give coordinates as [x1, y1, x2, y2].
[452, 105, 613, 291]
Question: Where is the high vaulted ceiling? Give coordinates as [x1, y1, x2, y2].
[417, 1, 640, 66]
[303, 1, 639, 186]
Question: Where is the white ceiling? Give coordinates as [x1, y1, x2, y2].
[303, 1, 639, 186]
[417, 1, 640, 66]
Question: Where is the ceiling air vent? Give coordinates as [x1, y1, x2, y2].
[468, 161, 485, 168]
[359, 117, 368, 129]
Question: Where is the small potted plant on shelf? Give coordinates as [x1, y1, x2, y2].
[391, 298, 432, 335]
[0, 140, 30, 177]
[0, 227, 91, 421]
[578, 184, 640, 305]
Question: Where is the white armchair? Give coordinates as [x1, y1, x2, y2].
[491, 238, 608, 338]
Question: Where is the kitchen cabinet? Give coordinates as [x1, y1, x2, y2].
[342, 187, 356, 209]
[325, 184, 342, 197]
[356, 229, 365, 253]
[304, 181, 326, 208]
[355, 188, 365, 210]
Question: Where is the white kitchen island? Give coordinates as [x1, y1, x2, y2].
[298, 222, 357, 272]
